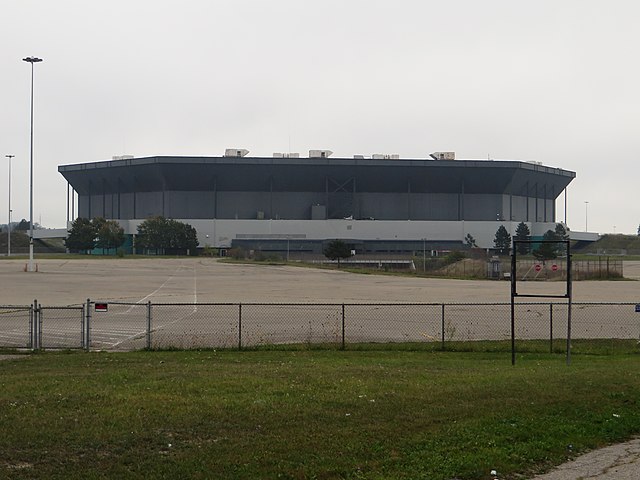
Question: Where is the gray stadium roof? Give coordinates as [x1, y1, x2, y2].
[58, 156, 575, 198]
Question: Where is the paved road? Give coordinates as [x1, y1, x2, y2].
[623, 260, 640, 280]
[530, 438, 640, 479]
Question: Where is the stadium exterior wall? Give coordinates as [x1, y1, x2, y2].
[59, 155, 575, 252]
[116, 218, 561, 251]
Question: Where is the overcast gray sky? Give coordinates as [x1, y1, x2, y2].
[2, 1, 639, 234]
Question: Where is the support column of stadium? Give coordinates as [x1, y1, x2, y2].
[324, 177, 329, 219]
[534, 182, 540, 222]
[161, 177, 165, 217]
[545, 184, 550, 222]
[269, 176, 273, 219]
[459, 179, 465, 221]
[213, 176, 217, 219]
[525, 181, 529, 221]
[87, 179, 92, 218]
[102, 177, 106, 218]
[550, 184, 556, 223]
[504, 173, 514, 222]
[407, 180, 411, 220]
[353, 177, 357, 219]
[132, 175, 137, 219]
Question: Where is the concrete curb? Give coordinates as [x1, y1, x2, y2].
[530, 438, 640, 479]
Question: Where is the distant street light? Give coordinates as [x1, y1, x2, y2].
[5, 155, 15, 257]
[23, 56, 43, 272]
[584, 201, 589, 232]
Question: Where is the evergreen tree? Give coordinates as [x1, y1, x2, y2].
[464, 233, 477, 248]
[532, 230, 558, 261]
[323, 239, 352, 267]
[493, 225, 511, 254]
[15, 219, 30, 231]
[514, 222, 531, 255]
[554, 223, 569, 240]
[553, 223, 569, 256]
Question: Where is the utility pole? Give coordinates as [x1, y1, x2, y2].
[5, 155, 15, 256]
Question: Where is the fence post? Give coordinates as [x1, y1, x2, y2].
[341, 304, 345, 350]
[81, 304, 85, 350]
[238, 303, 242, 350]
[85, 298, 92, 351]
[549, 303, 553, 354]
[31, 299, 37, 350]
[441, 304, 446, 350]
[146, 301, 152, 349]
[34, 299, 40, 350]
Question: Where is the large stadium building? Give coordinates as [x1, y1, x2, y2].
[58, 151, 576, 253]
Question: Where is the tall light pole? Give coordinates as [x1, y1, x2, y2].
[6, 155, 15, 256]
[23, 56, 42, 272]
[584, 201, 589, 232]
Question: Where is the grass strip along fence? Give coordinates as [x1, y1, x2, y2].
[1, 350, 640, 479]
[1, 301, 639, 355]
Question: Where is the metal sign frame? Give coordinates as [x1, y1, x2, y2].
[510, 239, 572, 365]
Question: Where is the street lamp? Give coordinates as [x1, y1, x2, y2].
[23, 56, 42, 272]
[5, 155, 15, 256]
[584, 201, 589, 232]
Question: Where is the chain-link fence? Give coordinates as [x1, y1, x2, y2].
[38, 306, 85, 350]
[1, 301, 639, 353]
[0, 305, 33, 349]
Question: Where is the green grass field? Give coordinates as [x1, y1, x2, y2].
[2, 350, 640, 479]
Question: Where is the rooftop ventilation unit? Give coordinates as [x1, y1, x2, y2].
[429, 152, 455, 160]
[372, 154, 400, 159]
[273, 152, 300, 158]
[309, 149, 333, 158]
[224, 148, 249, 157]
[112, 155, 134, 160]
[353, 155, 365, 159]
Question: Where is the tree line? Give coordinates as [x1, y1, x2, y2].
[492, 222, 569, 259]
[66, 216, 198, 255]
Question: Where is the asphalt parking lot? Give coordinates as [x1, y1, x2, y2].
[1, 258, 638, 306]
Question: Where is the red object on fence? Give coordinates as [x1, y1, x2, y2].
[552, 264, 558, 271]
[535, 264, 542, 272]
[95, 303, 108, 312]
